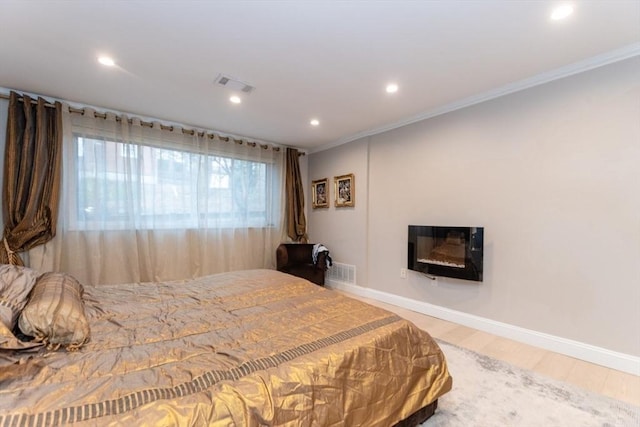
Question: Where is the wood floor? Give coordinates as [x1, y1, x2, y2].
[342, 291, 640, 407]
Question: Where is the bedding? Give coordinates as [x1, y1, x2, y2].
[0, 269, 451, 426]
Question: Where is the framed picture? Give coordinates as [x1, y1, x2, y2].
[311, 178, 329, 208]
[334, 173, 355, 208]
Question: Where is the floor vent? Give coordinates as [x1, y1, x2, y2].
[327, 262, 356, 285]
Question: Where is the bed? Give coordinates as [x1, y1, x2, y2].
[0, 268, 452, 426]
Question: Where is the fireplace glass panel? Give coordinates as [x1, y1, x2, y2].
[408, 226, 483, 282]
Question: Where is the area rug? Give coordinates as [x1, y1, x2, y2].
[422, 340, 640, 426]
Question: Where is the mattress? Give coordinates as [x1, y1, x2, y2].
[0, 269, 451, 426]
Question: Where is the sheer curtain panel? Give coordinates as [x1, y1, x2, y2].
[29, 107, 285, 285]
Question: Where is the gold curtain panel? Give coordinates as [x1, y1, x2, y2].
[1, 92, 62, 265]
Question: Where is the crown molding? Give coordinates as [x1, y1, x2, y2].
[310, 42, 640, 154]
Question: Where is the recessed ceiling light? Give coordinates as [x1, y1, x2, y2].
[386, 83, 399, 94]
[310, 119, 320, 126]
[550, 4, 574, 20]
[98, 56, 115, 67]
[230, 95, 242, 104]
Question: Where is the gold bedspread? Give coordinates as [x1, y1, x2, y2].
[0, 269, 451, 426]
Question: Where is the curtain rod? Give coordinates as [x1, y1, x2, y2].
[1, 92, 307, 155]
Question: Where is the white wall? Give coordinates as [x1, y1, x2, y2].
[307, 138, 369, 286]
[308, 57, 640, 359]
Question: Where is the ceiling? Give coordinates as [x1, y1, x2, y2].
[1, 1, 639, 151]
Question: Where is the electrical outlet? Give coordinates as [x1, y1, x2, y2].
[400, 268, 407, 279]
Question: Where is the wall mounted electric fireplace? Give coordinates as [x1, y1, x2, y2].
[408, 225, 484, 282]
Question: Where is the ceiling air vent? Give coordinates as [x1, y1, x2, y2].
[214, 74, 255, 94]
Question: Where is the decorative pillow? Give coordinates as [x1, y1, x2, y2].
[18, 272, 90, 351]
[0, 264, 40, 330]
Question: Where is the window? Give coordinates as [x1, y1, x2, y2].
[72, 135, 276, 230]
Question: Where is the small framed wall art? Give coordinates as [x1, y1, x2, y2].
[311, 178, 329, 208]
[334, 173, 355, 208]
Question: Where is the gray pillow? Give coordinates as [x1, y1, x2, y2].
[18, 272, 90, 351]
[0, 264, 40, 330]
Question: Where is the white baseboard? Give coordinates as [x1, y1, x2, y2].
[327, 280, 640, 376]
